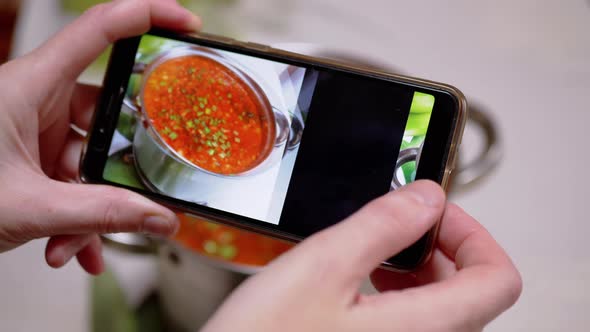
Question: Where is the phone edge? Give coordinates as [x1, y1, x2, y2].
[79, 30, 469, 273]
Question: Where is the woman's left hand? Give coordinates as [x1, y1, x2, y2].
[0, 0, 200, 274]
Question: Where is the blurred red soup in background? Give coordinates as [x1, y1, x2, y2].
[174, 213, 294, 267]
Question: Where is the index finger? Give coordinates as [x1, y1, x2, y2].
[34, 0, 201, 80]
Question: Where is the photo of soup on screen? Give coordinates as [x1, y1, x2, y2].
[104, 35, 319, 225]
[102, 34, 436, 226]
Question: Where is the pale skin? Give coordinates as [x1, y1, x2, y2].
[0, 0, 522, 331]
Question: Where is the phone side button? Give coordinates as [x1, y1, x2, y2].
[93, 127, 108, 151]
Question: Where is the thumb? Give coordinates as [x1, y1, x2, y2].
[277, 180, 446, 291]
[40, 180, 179, 237]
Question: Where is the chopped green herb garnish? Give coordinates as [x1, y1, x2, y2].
[203, 240, 217, 254]
[219, 245, 237, 259]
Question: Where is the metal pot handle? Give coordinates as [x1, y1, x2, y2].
[273, 107, 306, 151]
[391, 147, 420, 190]
[101, 233, 158, 255]
[451, 103, 502, 192]
[273, 107, 290, 147]
[390, 103, 502, 193]
[274, 108, 306, 152]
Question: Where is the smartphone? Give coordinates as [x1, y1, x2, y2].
[80, 29, 466, 272]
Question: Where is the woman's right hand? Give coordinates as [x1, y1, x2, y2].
[202, 181, 522, 332]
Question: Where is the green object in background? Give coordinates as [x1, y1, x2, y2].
[404, 92, 435, 136]
[116, 112, 137, 141]
[397, 92, 435, 184]
[92, 270, 137, 332]
[138, 35, 170, 59]
[401, 160, 417, 184]
[92, 270, 165, 332]
[61, 0, 195, 13]
[103, 151, 144, 189]
[136, 35, 186, 64]
[404, 112, 432, 137]
[410, 92, 436, 114]
[61, 0, 109, 13]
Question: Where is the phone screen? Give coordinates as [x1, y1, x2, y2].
[98, 33, 452, 257]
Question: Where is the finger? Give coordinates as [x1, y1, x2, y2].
[34, 0, 201, 80]
[76, 234, 104, 275]
[363, 204, 522, 330]
[54, 130, 84, 182]
[278, 180, 446, 291]
[46, 234, 95, 268]
[36, 180, 179, 238]
[71, 83, 101, 131]
[370, 249, 456, 292]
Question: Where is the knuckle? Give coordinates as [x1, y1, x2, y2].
[101, 200, 120, 234]
[297, 231, 348, 278]
[365, 194, 419, 233]
[96, 188, 129, 233]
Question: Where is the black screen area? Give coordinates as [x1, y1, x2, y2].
[280, 71, 412, 236]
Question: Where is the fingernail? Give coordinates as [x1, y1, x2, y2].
[48, 248, 66, 268]
[403, 181, 444, 208]
[144, 215, 178, 236]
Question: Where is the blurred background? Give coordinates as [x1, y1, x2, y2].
[0, 0, 589, 331]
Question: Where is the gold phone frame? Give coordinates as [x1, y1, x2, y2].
[81, 30, 467, 272]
